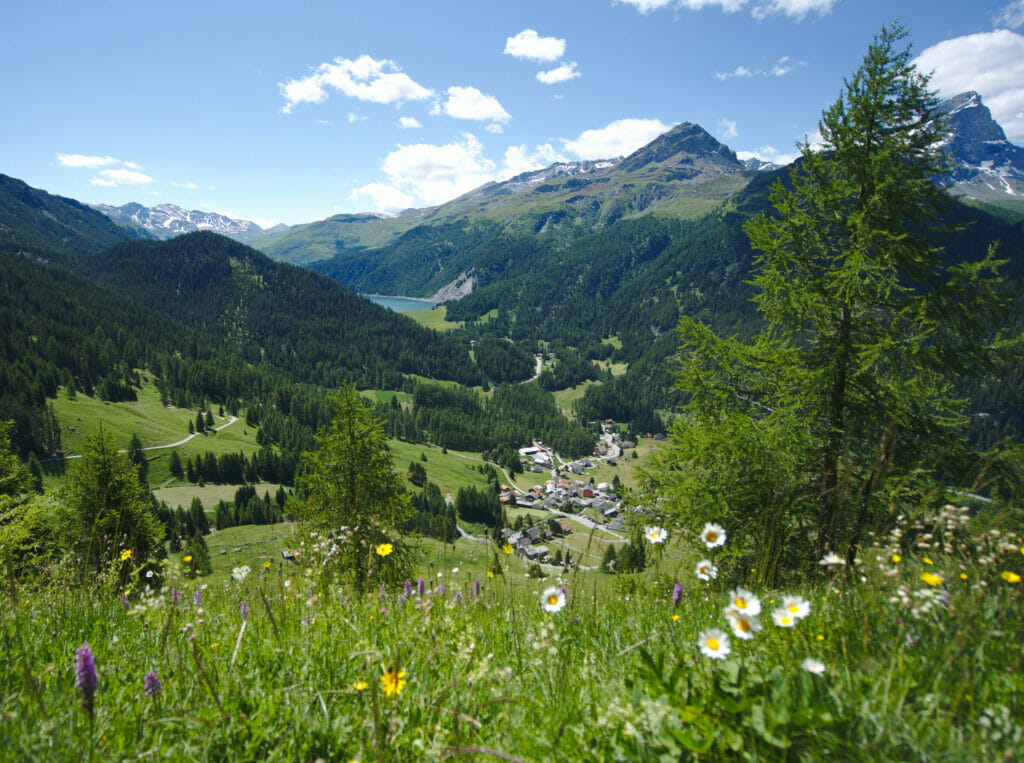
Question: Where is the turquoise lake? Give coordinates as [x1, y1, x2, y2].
[364, 295, 439, 313]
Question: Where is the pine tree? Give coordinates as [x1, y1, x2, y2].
[190, 496, 210, 535]
[297, 383, 413, 592]
[26, 452, 44, 493]
[63, 425, 164, 573]
[168, 449, 184, 479]
[656, 23, 1019, 579]
[127, 433, 148, 485]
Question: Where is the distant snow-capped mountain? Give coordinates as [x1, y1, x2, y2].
[91, 202, 287, 243]
[935, 91, 1024, 205]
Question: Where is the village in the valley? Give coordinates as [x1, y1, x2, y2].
[491, 423, 668, 568]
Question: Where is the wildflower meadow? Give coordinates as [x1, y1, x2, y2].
[2, 504, 1022, 761]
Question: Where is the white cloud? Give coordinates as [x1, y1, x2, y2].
[504, 29, 566, 62]
[356, 135, 569, 213]
[537, 61, 581, 85]
[171, 181, 199, 190]
[350, 182, 416, 215]
[716, 66, 753, 81]
[771, 56, 795, 76]
[915, 30, 1024, 143]
[96, 168, 155, 185]
[397, 116, 422, 129]
[502, 144, 568, 177]
[348, 112, 368, 123]
[56, 153, 120, 169]
[279, 54, 433, 113]
[315, 119, 331, 126]
[436, 85, 511, 124]
[89, 177, 118, 187]
[736, 145, 800, 165]
[561, 118, 670, 160]
[122, 161, 143, 171]
[615, 0, 835, 19]
[718, 119, 738, 139]
[750, 0, 836, 19]
[616, 0, 745, 12]
[716, 56, 803, 80]
[485, 123, 505, 134]
[995, 1, 1024, 28]
[380, 133, 498, 206]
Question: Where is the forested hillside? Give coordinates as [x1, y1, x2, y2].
[0, 195, 494, 456]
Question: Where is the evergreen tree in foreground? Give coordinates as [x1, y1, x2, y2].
[297, 383, 413, 592]
[653, 23, 1021, 583]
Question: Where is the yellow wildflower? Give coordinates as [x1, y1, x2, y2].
[375, 543, 393, 557]
[1000, 571, 1021, 584]
[503, 544, 513, 555]
[922, 556, 933, 565]
[672, 614, 680, 622]
[920, 572, 943, 587]
[353, 680, 369, 692]
[959, 573, 968, 580]
[120, 549, 133, 561]
[381, 668, 406, 697]
[183, 555, 193, 563]
[263, 561, 271, 569]
[890, 554, 901, 563]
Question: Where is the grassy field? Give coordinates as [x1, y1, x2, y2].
[387, 440, 493, 498]
[593, 359, 628, 376]
[403, 305, 463, 332]
[152, 482, 282, 511]
[52, 382, 195, 454]
[359, 389, 412, 407]
[5, 507, 1022, 760]
[552, 380, 598, 415]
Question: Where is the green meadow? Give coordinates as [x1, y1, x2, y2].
[3, 510, 1022, 760]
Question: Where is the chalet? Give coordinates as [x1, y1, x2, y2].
[558, 520, 572, 534]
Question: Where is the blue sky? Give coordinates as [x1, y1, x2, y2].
[2, 0, 1022, 225]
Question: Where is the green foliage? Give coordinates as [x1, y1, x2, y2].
[474, 335, 534, 383]
[653, 24, 1023, 577]
[297, 383, 414, 592]
[407, 460, 426, 487]
[62, 426, 165, 576]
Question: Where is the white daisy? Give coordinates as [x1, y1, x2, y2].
[771, 608, 797, 628]
[801, 658, 826, 675]
[727, 611, 762, 640]
[701, 522, 726, 549]
[231, 565, 251, 583]
[695, 559, 718, 581]
[781, 595, 810, 620]
[698, 627, 731, 659]
[818, 552, 846, 567]
[644, 526, 668, 544]
[726, 587, 762, 616]
[541, 587, 566, 613]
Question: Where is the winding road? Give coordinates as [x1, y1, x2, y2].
[53, 415, 239, 461]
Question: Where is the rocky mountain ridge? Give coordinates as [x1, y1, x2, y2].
[92, 202, 287, 244]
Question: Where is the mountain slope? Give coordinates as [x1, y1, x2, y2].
[258, 123, 752, 270]
[0, 173, 137, 260]
[70, 231, 483, 389]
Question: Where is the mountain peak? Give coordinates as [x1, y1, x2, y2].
[933, 91, 1024, 204]
[616, 122, 741, 175]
